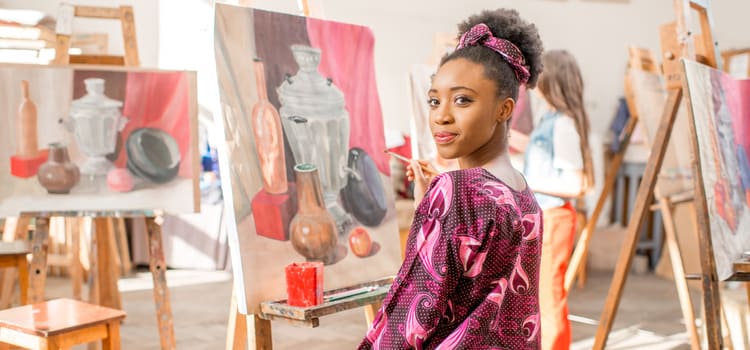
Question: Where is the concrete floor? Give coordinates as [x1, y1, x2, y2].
[35, 268, 713, 350]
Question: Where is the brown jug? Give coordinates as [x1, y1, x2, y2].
[289, 163, 337, 263]
[37, 143, 80, 194]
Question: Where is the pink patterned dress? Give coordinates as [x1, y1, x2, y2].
[359, 168, 543, 349]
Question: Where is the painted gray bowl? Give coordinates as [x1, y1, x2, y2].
[126, 128, 181, 184]
[341, 147, 387, 227]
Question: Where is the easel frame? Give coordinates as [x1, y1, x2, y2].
[721, 48, 750, 78]
[11, 4, 183, 350]
[618, 46, 703, 350]
[565, 48, 656, 292]
[592, 0, 727, 349]
[53, 4, 140, 66]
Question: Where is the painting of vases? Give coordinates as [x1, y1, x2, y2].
[0, 65, 199, 215]
[215, 5, 401, 314]
[682, 60, 750, 279]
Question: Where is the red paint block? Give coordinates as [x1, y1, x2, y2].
[285, 261, 323, 307]
[10, 149, 48, 178]
[251, 183, 297, 241]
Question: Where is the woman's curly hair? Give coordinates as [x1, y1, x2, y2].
[441, 9, 544, 99]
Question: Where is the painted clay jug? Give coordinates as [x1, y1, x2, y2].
[37, 143, 80, 194]
[289, 163, 337, 263]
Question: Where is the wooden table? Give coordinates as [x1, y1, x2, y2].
[25, 215, 175, 349]
[0, 298, 126, 349]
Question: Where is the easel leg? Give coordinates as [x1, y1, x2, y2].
[145, 216, 176, 350]
[720, 303, 735, 350]
[363, 301, 382, 327]
[69, 218, 82, 300]
[575, 210, 588, 289]
[16, 255, 28, 305]
[592, 89, 682, 350]
[226, 287, 247, 350]
[575, 250, 588, 289]
[659, 196, 700, 350]
[248, 315, 272, 350]
[89, 218, 101, 306]
[2, 216, 31, 241]
[0, 215, 31, 307]
[743, 282, 750, 350]
[94, 217, 121, 310]
[28, 216, 50, 304]
[565, 113, 638, 291]
[113, 218, 132, 276]
[108, 219, 123, 278]
[80, 217, 92, 284]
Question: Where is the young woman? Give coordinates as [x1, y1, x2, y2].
[512, 50, 593, 350]
[358, 8, 545, 349]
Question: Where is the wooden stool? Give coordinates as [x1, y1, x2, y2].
[0, 241, 29, 306]
[0, 298, 125, 350]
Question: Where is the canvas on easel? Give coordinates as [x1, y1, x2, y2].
[682, 60, 750, 279]
[628, 68, 694, 198]
[214, 4, 401, 315]
[0, 5, 198, 350]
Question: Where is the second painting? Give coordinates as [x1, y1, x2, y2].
[215, 5, 401, 314]
[0, 65, 199, 216]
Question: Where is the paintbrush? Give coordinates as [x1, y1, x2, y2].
[383, 149, 411, 163]
[324, 285, 379, 302]
[384, 149, 433, 181]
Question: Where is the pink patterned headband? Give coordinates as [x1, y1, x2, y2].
[456, 23, 530, 85]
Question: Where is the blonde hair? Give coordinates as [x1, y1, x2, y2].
[536, 50, 594, 193]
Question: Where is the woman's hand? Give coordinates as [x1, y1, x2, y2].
[406, 160, 439, 206]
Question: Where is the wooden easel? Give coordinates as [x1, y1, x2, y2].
[226, 280, 387, 350]
[592, 0, 728, 349]
[721, 48, 750, 78]
[53, 4, 139, 66]
[564, 47, 655, 292]
[15, 4, 176, 350]
[621, 46, 703, 349]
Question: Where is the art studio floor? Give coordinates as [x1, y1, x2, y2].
[36, 268, 731, 350]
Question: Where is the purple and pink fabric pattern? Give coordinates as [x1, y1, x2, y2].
[456, 23, 531, 85]
[359, 167, 543, 349]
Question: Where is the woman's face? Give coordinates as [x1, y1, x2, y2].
[428, 58, 509, 160]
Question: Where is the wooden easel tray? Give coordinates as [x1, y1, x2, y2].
[730, 260, 750, 281]
[259, 277, 393, 327]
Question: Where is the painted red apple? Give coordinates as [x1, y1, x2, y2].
[348, 226, 372, 258]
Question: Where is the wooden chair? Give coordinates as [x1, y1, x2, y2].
[0, 241, 29, 306]
[0, 298, 125, 350]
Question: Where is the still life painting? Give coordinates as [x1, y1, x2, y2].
[215, 4, 401, 314]
[0, 64, 199, 216]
